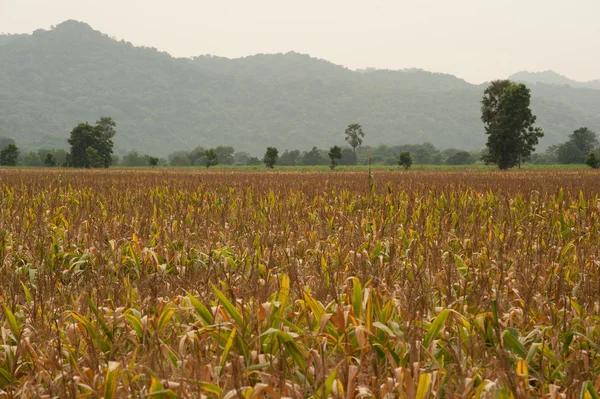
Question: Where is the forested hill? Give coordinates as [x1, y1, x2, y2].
[510, 70, 600, 90]
[2, 20, 600, 156]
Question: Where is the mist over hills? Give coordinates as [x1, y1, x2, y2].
[1, 20, 600, 156]
[510, 70, 600, 90]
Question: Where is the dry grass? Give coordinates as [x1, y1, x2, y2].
[1, 168, 600, 398]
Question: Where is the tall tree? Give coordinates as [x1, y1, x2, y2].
[44, 152, 57, 167]
[328, 146, 342, 170]
[0, 143, 19, 166]
[68, 118, 116, 168]
[398, 152, 413, 169]
[214, 146, 235, 165]
[344, 124, 365, 155]
[263, 147, 279, 169]
[481, 80, 543, 169]
[557, 127, 598, 164]
[205, 148, 218, 168]
[301, 146, 327, 166]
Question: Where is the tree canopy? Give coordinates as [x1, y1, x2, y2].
[67, 117, 116, 168]
[556, 127, 598, 164]
[481, 80, 543, 169]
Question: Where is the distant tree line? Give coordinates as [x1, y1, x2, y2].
[1, 104, 599, 169]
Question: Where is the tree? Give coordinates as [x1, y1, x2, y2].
[214, 146, 235, 165]
[557, 127, 598, 164]
[445, 151, 473, 165]
[398, 152, 412, 169]
[328, 146, 342, 170]
[68, 118, 116, 168]
[344, 123, 365, 155]
[481, 80, 543, 169]
[188, 146, 206, 166]
[279, 150, 301, 166]
[93, 117, 116, 167]
[44, 152, 57, 167]
[263, 147, 279, 169]
[585, 152, 600, 169]
[338, 147, 357, 165]
[247, 157, 262, 166]
[85, 147, 104, 168]
[205, 148, 219, 168]
[0, 144, 19, 166]
[22, 151, 43, 166]
[146, 156, 160, 167]
[170, 156, 191, 167]
[123, 151, 147, 166]
[301, 146, 327, 166]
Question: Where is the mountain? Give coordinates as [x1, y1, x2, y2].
[1, 20, 600, 156]
[510, 70, 600, 90]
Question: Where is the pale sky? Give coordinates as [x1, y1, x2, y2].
[1, 0, 599, 84]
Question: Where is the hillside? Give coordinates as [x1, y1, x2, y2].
[2, 20, 600, 156]
[511, 70, 600, 90]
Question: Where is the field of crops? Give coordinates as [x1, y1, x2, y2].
[1, 169, 600, 398]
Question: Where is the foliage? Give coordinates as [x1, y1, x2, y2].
[481, 80, 544, 169]
[246, 156, 262, 165]
[445, 150, 474, 165]
[2, 22, 600, 155]
[585, 152, 600, 168]
[214, 146, 235, 165]
[557, 127, 598, 164]
[85, 147, 104, 168]
[122, 151, 148, 167]
[263, 147, 278, 168]
[204, 148, 218, 168]
[278, 149, 301, 166]
[398, 151, 413, 169]
[0, 143, 19, 166]
[146, 156, 160, 167]
[44, 152, 57, 167]
[301, 146, 327, 166]
[344, 123, 365, 154]
[328, 145, 342, 169]
[68, 117, 116, 168]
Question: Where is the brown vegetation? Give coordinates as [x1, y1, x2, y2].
[1, 169, 600, 398]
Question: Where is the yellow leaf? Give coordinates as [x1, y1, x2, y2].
[516, 359, 528, 376]
[416, 373, 432, 399]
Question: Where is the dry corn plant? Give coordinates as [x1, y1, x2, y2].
[1, 169, 600, 398]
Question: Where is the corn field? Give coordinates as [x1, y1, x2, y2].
[1, 169, 600, 398]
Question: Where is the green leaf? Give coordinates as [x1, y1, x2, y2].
[88, 296, 113, 341]
[124, 310, 143, 339]
[198, 382, 222, 396]
[502, 330, 526, 358]
[373, 321, 396, 338]
[212, 284, 243, 327]
[562, 332, 574, 357]
[187, 293, 214, 325]
[580, 381, 600, 399]
[2, 305, 20, 339]
[351, 277, 363, 318]
[20, 281, 33, 304]
[314, 369, 337, 399]
[423, 309, 450, 349]
[104, 361, 121, 399]
[156, 305, 175, 332]
[219, 327, 236, 373]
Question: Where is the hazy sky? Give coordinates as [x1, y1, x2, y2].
[1, 0, 599, 84]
